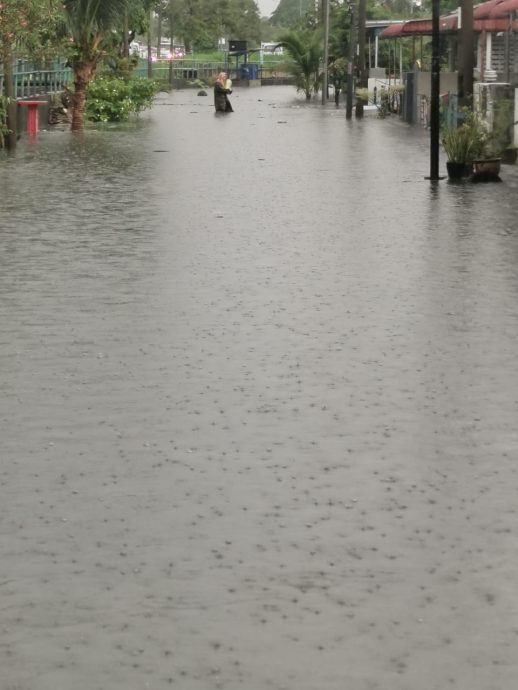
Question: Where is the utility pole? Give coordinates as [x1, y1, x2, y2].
[321, 0, 330, 105]
[147, 7, 153, 78]
[428, 0, 441, 179]
[458, 0, 474, 108]
[346, 2, 355, 119]
[355, 0, 367, 117]
[169, 11, 174, 87]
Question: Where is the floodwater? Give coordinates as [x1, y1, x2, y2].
[1, 86, 518, 690]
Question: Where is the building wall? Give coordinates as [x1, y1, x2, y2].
[490, 33, 518, 77]
[416, 71, 458, 97]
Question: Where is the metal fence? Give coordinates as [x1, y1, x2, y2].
[15, 68, 71, 98]
[133, 59, 288, 83]
[0, 63, 72, 99]
[1, 59, 288, 100]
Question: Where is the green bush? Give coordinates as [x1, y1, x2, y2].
[85, 75, 159, 123]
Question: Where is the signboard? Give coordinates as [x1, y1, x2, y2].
[229, 40, 247, 52]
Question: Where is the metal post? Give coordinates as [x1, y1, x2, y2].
[428, 0, 441, 180]
[458, 0, 474, 108]
[355, 0, 367, 117]
[346, 3, 355, 119]
[147, 9, 153, 79]
[504, 18, 511, 83]
[168, 13, 174, 87]
[321, 0, 330, 105]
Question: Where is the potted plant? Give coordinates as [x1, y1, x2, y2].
[472, 99, 516, 178]
[491, 98, 518, 165]
[442, 110, 486, 179]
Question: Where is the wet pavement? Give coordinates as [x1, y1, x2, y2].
[1, 86, 518, 690]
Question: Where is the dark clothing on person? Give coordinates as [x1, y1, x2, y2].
[214, 83, 233, 112]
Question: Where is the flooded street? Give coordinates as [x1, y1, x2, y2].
[1, 85, 518, 689]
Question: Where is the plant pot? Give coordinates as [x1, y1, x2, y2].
[473, 158, 501, 174]
[446, 161, 472, 179]
[472, 158, 502, 182]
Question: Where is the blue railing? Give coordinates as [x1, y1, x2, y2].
[2, 58, 288, 100]
[15, 68, 71, 98]
[0, 66, 72, 100]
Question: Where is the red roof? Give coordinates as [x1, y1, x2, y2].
[493, 0, 518, 12]
[474, 0, 502, 18]
[379, 23, 405, 37]
[380, 17, 452, 37]
[380, 2, 518, 38]
[475, 0, 518, 18]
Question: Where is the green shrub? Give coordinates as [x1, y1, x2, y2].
[85, 75, 159, 123]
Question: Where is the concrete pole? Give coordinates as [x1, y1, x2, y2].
[357, 0, 366, 85]
[169, 12, 174, 87]
[429, 0, 441, 180]
[355, 0, 367, 117]
[346, 4, 355, 119]
[147, 8, 153, 79]
[321, 0, 330, 105]
[458, 0, 474, 108]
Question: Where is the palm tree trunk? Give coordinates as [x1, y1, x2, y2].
[123, 12, 129, 58]
[2, 44, 17, 149]
[70, 65, 94, 131]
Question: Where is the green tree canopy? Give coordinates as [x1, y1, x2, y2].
[270, 0, 314, 28]
[157, 0, 261, 52]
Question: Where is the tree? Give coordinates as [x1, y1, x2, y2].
[159, 0, 261, 52]
[276, 29, 322, 99]
[270, 0, 314, 28]
[63, 0, 135, 131]
[0, 0, 60, 148]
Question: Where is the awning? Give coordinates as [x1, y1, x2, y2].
[379, 17, 453, 37]
[379, 6, 518, 38]
[474, 0, 503, 19]
[475, 0, 518, 18]
[496, 0, 518, 11]
[379, 23, 405, 38]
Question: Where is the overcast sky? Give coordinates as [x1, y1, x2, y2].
[257, 0, 278, 17]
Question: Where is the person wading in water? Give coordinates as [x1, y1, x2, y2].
[214, 72, 233, 113]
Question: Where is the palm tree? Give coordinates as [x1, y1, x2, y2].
[276, 30, 322, 100]
[63, 0, 133, 131]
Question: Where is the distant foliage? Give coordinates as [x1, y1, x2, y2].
[270, 0, 315, 27]
[85, 75, 158, 122]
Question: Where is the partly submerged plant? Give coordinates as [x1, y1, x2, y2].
[275, 30, 322, 100]
[442, 109, 488, 163]
[85, 75, 158, 122]
[479, 98, 516, 158]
